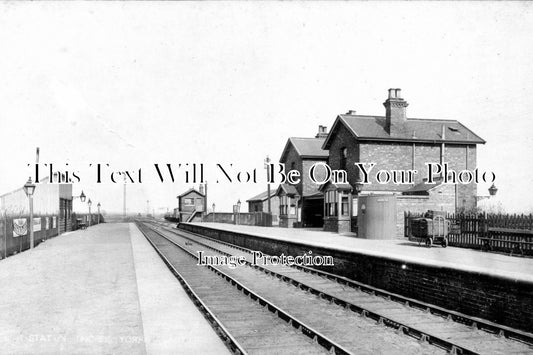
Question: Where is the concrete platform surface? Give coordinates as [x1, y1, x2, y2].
[0, 223, 229, 355]
[189, 222, 533, 284]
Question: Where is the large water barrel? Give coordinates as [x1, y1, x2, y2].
[357, 195, 397, 239]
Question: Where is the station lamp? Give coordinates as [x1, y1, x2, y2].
[23, 177, 36, 197]
[23, 177, 36, 249]
[488, 184, 498, 196]
[97, 202, 101, 224]
[354, 178, 364, 195]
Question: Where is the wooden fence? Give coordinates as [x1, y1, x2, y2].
[405, 211, 533, 255]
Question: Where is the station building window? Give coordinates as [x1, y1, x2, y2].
[279, 195, 289, 215]
[183, 198, 194, 206]
[340, 148, 348, 171]
[341, 195, 349, 216]
[325, 190, 337, 217]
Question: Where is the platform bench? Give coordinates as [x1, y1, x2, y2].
[480, 227, 533, 256]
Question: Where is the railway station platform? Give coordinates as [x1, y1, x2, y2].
[0, 223, 229, 355]
[180, 222, 533, 333]
[186, 222, 533, 283]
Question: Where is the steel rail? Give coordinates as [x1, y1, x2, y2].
[148, 221, 475, 354]
[136, 223, 248, 355]
[138, 221, 353, 355]
[165, 221, 533, 347]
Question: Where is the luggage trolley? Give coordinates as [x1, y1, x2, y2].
[406, 210, 450, 248]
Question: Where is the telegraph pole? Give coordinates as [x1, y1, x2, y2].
[123, 174, 127, 220]
[264, 156, 271, 214]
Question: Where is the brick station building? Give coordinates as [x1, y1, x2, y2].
[274, 88, 485, 235]
[320, 88, 485, 233]
[276, 126, 329, 228]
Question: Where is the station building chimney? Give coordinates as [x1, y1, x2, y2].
[315, 125, 328, 138]
[383, 88, 409, 136]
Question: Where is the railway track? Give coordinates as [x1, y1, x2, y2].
[146, 219, 533, 355]
[137, 221, 445, 354]
[136, 222, 332, 355]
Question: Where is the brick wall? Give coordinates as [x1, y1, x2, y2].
[180, 223, 533, 333]
[280, 143, 304, 196]
[326, 123, 478, 211]
[280, 142, 327, 198]
[326, 123, 361, 187]
[396, 183, 456, 238]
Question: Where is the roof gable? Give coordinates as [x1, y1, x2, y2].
[246, 189, 277, 202]
[275, 184, 299, 197]
[280, 137, 328, 162]
[177, 188, 204, 198]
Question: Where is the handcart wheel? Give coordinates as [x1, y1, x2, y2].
[441, 238, 448, 248]
[425, 237, 433, 248]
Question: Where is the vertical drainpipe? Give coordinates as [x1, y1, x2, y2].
[412, 142, 415, 172]
[440, 125, 445, 166]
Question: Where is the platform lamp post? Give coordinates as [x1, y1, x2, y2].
[212, 203, 216, 223]
[477, 184, 498, 202]
[88, 199, 92, 227]
[97, 202, 101, 224]
[23, 177, 36, 249]
[71, 191, 86, 231]
[237, 199, 241, 225]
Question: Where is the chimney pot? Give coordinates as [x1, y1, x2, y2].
[346, 110, 357, 115]
[315, 125, 328, 138]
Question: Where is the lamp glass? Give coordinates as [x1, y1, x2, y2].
[80, 191, 86, 202]
[23, 177, 36, 197]
[88, 199, 92, 207]
[354, 179, 364, 194]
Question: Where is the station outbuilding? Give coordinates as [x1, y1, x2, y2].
[176, 185, 205, 222]
[0, 176, 73, 256]
[246, 189, 279, 225]
[276, 126, 329, 228]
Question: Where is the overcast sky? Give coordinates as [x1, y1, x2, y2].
[1, 2, 532, 214]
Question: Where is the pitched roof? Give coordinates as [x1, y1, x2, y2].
[402, 180, 443, 195]
[323, 115, 485, 149]
[246, 189, 277, 202]
[177, 188, 204, 198]
[318, 181, 353, 192]
[275, 184, 299, 196]
[280, 137, 328, 162]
